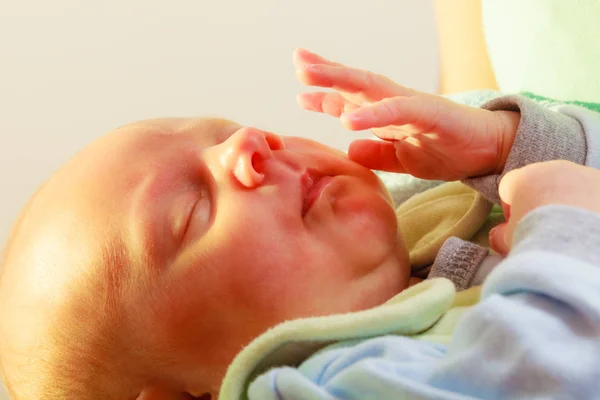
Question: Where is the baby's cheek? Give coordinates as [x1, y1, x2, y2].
[218, 233, 317, 319]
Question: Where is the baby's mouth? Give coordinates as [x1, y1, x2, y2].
[301, 170, 333, 216]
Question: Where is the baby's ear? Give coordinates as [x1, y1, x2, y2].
[137, 385, 208, 399]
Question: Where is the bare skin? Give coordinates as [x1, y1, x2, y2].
[293, 48, 519, 180]
[1, 48, 525, 399]
[0, 118, 408, 399]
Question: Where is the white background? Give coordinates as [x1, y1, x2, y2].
[0, 1, 439, 397]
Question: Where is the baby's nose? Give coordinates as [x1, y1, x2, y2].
[224, 127, 284, 188]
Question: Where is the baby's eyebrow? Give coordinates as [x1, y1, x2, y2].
[205, 120, 240, 144]
[183, 118, 239, 145]
[216, 125, 240, 144]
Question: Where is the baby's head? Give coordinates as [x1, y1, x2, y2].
[0, 118, 409, 399]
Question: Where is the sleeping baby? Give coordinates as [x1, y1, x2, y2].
[1, 49, 600, 399]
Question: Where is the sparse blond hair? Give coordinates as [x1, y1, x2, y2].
[0, 188, 142, 399]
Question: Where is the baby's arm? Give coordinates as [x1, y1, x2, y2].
[294, 49, 600, 189]
[248, 174, 600, 399]
[432, 98, 600, 280]
[377, 95, 600, 208]
[465, 96, 600, 203]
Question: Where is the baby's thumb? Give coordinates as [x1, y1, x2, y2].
[348, 139, 406, 173]
[489, 223, 510, 257]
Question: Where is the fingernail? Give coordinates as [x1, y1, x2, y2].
[500, 200, 511, 219]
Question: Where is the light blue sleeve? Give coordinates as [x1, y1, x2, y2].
[248, 206, 600, 399]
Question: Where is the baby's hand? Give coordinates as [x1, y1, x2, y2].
[294, 48, 520, 180]
[491, 161, 600, 255]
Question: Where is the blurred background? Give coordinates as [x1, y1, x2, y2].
[0, 1, 438, 396]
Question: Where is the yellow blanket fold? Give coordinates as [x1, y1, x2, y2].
[397, 181, 493, 267]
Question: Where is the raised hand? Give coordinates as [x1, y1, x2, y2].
[294, 48, 519, 180]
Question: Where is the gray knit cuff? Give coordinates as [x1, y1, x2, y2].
[428, 237, 489, 291]
[464, 95, 587, 204]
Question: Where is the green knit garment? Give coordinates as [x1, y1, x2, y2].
[520, 91, 600, 113]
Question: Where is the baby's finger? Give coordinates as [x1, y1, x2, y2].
[497, 167, 537, 250]
[489, 223, 510, 257]
[293, 48, 341, 69]
[348, 139, 407, 173]
[297, 92, 358, 117]
[297, 64, 414, 103]
[342, 95, 438, 131]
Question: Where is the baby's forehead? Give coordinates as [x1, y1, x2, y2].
[119, 117, 241, 147]
[160, 117, 240, 141]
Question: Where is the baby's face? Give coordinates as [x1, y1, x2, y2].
[0, 118, 409, 396]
